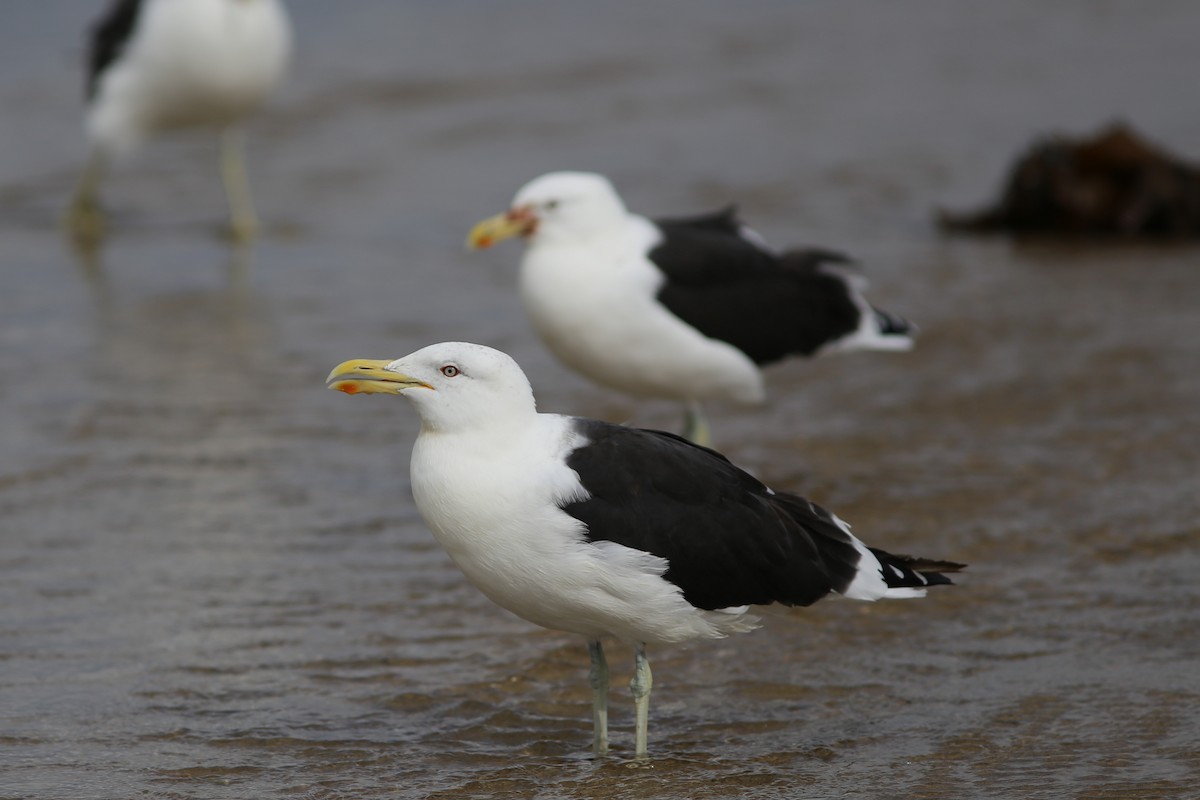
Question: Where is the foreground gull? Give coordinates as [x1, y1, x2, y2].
[467, 171, 915, 443]
[327, 341, 962, 760]
[65, 0, 292, 242]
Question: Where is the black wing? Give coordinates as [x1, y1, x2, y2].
[654, 206, 746, 237]
[86, 0, 143, 100]
[648, 211, 865, 364]
[650, 206, 781, 282]
[561, 420, 867, 610]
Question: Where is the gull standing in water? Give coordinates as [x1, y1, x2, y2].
[65, 0, 292, 242]
[468, 171, 915, 444]
[327, 341, 961, 759]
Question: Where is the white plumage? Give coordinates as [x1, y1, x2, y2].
[519, 209, 766, 406]
[472, 174, 764, 405]
[67, 0, 292, 241]
[409, 393, 759, 647]
[467, 171, 916, 443]
[327, 341, 961, 760]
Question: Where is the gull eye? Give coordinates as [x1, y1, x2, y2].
[544, 199, 560, 211]
[440, 364, 460, 378]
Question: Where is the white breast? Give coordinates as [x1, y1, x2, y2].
[518, 215, 764, 405]
[408, 414, 756, 644]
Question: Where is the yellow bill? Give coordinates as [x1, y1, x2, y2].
[326, 359, 432, 395]
[465, 207, 537, 250]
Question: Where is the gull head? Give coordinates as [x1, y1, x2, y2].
[467, 171, 629, 249]
[327, 342, 537, 434]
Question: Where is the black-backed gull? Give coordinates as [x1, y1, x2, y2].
[65, 0, 292, 242]
[467, 171, 915, 443]
[327, 341, 961, 760]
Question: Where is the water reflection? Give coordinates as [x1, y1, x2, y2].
[2, 2, 1199, 798]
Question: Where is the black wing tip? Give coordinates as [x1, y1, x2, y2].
[873, 307, 918, 337]
[870, 548, 966, 588]
[896, 555, 967, 587]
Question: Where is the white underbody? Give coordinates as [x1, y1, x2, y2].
[410, 413, 760, 645]
[518, 215, 766, 406]
[87, 0, 291, 157]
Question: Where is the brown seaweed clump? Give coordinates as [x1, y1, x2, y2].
[940, 123, 1200, 238]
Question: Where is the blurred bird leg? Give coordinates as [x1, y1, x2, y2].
[221, 127, 259, 242]
[587, 640, 610, 756]
[683, 402, 712, 447]
[64, 150, 108, 243]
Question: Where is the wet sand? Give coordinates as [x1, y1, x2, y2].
[2, 2, 1198, 798]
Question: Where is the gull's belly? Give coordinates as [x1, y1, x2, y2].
[519, 249, 764, 404]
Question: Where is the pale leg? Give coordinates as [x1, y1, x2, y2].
[630, 643, 653, 760]
[64, 149, 108, 242]
[682, 402, 712, 447]
[587, 639, 609, 756]
[220, 127, 259, 241]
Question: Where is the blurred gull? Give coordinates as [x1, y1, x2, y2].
[65, 0, 292, 242]
[468, 171, 916, 444]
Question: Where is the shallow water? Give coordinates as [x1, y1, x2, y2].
[2, 2, 1199, 798]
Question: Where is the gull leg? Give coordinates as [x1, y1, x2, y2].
[682, 402, 712, 447]
[630, 643, 653, 760]
[587, 640, 609, 757]
[64, 149, 108, 243]
[220, 127, 259, 242]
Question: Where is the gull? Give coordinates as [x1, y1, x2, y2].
[467, 171, 915, 443]
[327, 341, 962, 759]
[65, 0, 292, 242]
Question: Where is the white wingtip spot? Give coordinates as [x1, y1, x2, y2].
[882, 587, 927, 599]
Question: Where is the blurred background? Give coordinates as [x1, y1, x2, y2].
[2, 2, 1198, 798]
